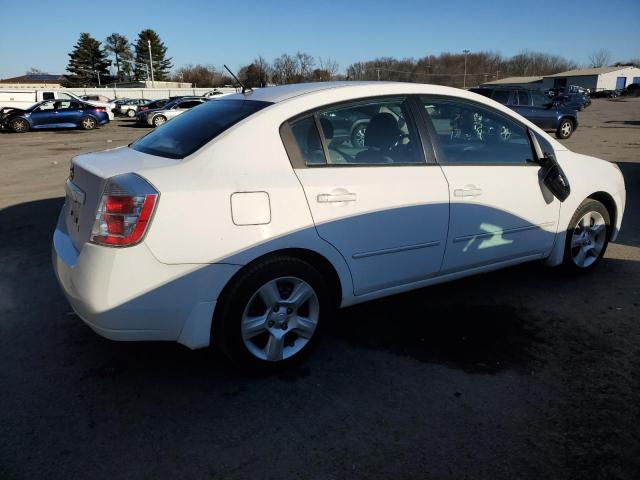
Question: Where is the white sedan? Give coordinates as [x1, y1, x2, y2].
[143, 97, 207, 127]
[52, 82, 625, 369]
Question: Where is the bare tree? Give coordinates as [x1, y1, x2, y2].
[589, 49, 612, 68]
[295, 52, 315, 79]
[26, 67, 50, 75]
[272, 53, 297, 84]
[318, 57, 339, 79]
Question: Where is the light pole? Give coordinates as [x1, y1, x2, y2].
[147, 39, 155, 87]
[463, 49, 470, 89]
[77, 68, 101, 87]
[121, 59, 150, 83]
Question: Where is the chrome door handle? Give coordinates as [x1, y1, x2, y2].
[453, 186, 482, 197]
[317, 192, 357, 203]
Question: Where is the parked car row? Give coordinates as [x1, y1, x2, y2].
[135, 97, 209, 127]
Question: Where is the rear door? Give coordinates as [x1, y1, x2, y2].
[418, 96, 560, 273]
[282, 96, 450, 295]
[56, 101, 84, 126]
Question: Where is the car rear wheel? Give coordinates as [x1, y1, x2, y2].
[153, 115, 166, 127]
[9, 118, 29, 133]
[562, 199, 610, 273]
[213, 256, 328, 370]
[556, 119, 573, 139]
[80, 116, 97, 130]
[126, 109, 136, 118]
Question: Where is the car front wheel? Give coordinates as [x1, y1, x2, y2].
[563, 199, 610, 273]
[556, 119, 573, 139]
[126, 109, 136, 118]
[10, 118, 30, 133]
[214, 256, 328, 370]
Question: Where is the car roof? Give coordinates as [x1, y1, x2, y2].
[223, 81, 391, 103]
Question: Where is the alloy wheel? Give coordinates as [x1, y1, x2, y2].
[570, 211, 606, 268]
[561, 121, 572, 137]
[241, 276, 320, 362]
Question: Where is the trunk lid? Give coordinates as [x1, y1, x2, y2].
[63, 146, 177, 251]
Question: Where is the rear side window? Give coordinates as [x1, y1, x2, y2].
[285, 97, 425, 167]
[42, 92, 55, 100]
[491, 90, 511, 104]
[517, 91, 530, 106]
[131, 99, 271, 159]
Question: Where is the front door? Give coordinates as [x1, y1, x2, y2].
[419, 96, 560, 273]
[283, 96, 450, 295]
[30, 100, 61, 127]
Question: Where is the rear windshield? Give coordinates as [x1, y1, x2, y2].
[131, 99, 272, 159]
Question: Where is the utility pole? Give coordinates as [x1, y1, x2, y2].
[463, 49, 470, 89]
[376, 68, 380, 81]
[147, 39, 155, 87]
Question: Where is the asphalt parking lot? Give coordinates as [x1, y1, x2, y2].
[1, 99, 639, 479]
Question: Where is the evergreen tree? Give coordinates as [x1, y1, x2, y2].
[64, 33, 111, 87]
[134, 29, 172, 81]
[105, 33, 133, 80]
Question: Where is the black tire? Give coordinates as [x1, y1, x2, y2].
[213, 256, 329, 371]
[152, 115, 166, 127]
[80, 116, 97, 130]
[351, 123, 368, 148]
[556, 118, 574, 139]
[562, 199, 611, 274]
[10, 118, 29, 133]
[126, 109, 136, 118]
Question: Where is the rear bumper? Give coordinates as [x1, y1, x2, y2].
[52, 211, 240, 348]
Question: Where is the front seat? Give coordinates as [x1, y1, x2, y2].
[355, 113, 401, 164]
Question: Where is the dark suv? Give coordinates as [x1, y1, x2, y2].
[469, 87, 578, 139]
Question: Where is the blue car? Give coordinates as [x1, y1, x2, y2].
[0, 99, 109, 133]
[470, 87, 578, 139]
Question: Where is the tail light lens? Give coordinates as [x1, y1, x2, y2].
[140, 106, 149, 111]
[90, 173, 158, 247]
[94, 107, 107, 113]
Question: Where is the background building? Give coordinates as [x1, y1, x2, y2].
[542, 66, 640, 92]
[0, 74, 64, 89]
[480, 76, 543, 89]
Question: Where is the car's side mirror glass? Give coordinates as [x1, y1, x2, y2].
[527, 129, 570, 202]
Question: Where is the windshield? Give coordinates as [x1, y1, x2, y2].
[131, 99, 272, 159]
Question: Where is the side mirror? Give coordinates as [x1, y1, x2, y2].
[528, 129, 570, 202]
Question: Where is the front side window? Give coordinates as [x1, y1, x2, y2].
[132, 99, 271, 159]
[420, 97, 533, 165]
[287, 97, 424, 167]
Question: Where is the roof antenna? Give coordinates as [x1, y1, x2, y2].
[224, 64, 251, 94]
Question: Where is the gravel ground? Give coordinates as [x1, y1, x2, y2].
[1, 98, 639, 479]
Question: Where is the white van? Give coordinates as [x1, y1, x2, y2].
[0, 90, 114, 119]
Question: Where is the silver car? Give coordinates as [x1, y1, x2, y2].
[145, 98, 207, 127]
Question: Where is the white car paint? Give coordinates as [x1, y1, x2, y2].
[52, 81, 625, 351]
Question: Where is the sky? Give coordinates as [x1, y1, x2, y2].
[0, 0, 638, 79]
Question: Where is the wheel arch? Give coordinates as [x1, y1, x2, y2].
[214, 247, 344, 317]
[587, 191, 617, 239]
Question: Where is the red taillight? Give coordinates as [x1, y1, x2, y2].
[94, 107, 107, 113]
[140, 106, 149, 111]
[90, 174, 158, 247]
